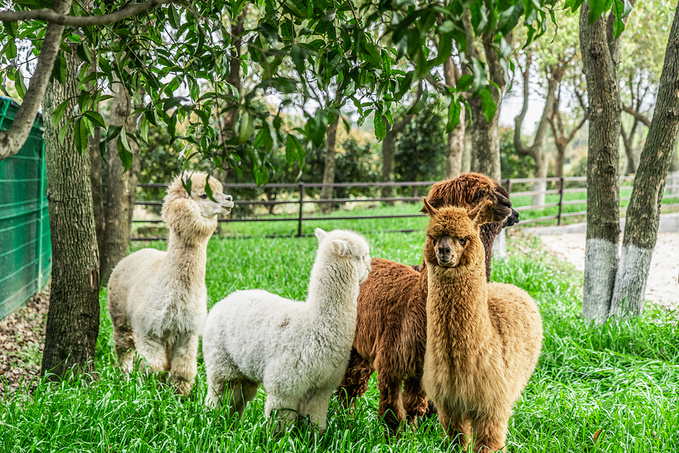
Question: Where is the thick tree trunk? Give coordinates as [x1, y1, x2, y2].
[532, 154, 549, 207]
[470, 98, 501, 180]
[41, 46, 100, 379]
[580, 5, 623, 322]
[320, 117, 340, 212]
[554, 142, 566, 179]
[89, 126, 104, 257]
[621, 121, 638, 175]
[610, 9, 679, 318]
[101, 83, 133, 285]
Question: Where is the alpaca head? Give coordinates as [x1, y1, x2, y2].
[421, 198, 497, 271]
[423, 173, 518, 227]
[162, 172, 235, 240]
[314, 228, 372, 283]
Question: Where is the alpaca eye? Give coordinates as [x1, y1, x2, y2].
[200, 194, 208, 199]
[473, 191, 484, 202]
[459, 238, 467, 246]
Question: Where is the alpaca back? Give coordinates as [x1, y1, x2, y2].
[204, 229, 371, 388]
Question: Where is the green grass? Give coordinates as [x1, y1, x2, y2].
[2, 232, 679, 452]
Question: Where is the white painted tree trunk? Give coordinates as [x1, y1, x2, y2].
[491, 229, 507, 262]
[583, 239, 618, 321]
[609, 245, 653, 318]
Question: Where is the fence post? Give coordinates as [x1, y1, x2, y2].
[557, 177, 565, 226]
[504, 179, 511, 198]
[297, 182, 304, 237]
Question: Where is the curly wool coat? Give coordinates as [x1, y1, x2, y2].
[338, 173, 517, 432]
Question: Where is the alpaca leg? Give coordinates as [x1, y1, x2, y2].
[438, 406, 471, 450]
[301, 387, 334, 432]
[135, 335, 169, 374]
[377, 372, 406, 434]
[471, 414, 508, 453]
[265, 394, 300, 433]
[112, 322, 136, 373]
[169, 334, 199, 396]
[226, 380, 259, 417]
[205, 370, 226, 410]
[402, 376, 428, 424]
[337, 349, 374, 409]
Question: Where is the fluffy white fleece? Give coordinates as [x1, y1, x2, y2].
[203, 228, 371, 431]
[107, 172, 234, 396]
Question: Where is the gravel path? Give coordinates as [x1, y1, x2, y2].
[538, 233, 679, 310]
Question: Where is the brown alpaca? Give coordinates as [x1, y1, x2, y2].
[338, 173, 516, 433]
[422, 199, 543, 452]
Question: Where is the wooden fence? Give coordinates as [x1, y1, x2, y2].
[130, 175, 679, 240]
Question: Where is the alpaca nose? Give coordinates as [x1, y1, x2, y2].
[438, 245, 451, 257]
[225, 194, 233, 201]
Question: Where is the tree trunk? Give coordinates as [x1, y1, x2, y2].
[462, 127, 472, 173]
[554, 141, 566, 179]
[469, 97, 501, 180]
[621, 120, 638, 175]
[41, 46, 100, 379]
[320, 117, 340, 212]
[610, 8, 679, 318]
[443, 57, 465, 179]
[532, 154, 549, 207]
[580, 5, 623, 322]
[381, 129, 397, 200]
[89, 126, 104, 257]
[100, 83, 133, 285]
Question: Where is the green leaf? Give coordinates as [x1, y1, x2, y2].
[58, 118, 74, 145]
[479, 86, 497, 123]
[84, 111, 105, 128]
[471, 58, 487, 96]
[119, 127, 131, 153]
[117, 139, 133, 172]
[238, 111, 255, 143]
[285, 135, 298, 166]
[15, 73, 27, 99]
[374, 114, 387, 141]
[446, 98, 462, 133]
[52, 100, 69, 128]
[589, 0, 614, 23]
[204, 175, 216, 202]
[497, 3, 525, 36]
[456, 75, 474, 93]
[73, 118, 88, 155]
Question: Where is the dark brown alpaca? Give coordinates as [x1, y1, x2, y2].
[338, 173, 517, 433]
[422, 200, 542, 452]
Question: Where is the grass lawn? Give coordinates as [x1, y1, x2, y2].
[2, 229, 679, 452]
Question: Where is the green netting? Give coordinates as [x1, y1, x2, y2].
[0, 97, 51, 320]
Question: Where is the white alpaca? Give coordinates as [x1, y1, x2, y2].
[107, 171, 234, 395]
[203, 228, 371, 431]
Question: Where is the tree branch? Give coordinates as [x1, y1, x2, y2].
[0, 0, 176, 26]
[622, 103, 651, 127]
[0, 0, 73, 162]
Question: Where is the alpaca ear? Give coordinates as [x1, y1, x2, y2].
[315, 228, 327, 243]
[470, 200, 493, 227]
[421, 197, 439, 216]
[331, 239, 354, 257]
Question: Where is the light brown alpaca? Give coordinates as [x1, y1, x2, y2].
[338, 173, 516, 433]
[422, 199, 543, 452]
[108, 172, 234, 395]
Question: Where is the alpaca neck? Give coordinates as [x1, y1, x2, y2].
[164, 229, 210, 287]
[426, 251, 494, 358]
[306, 256, 359, 318]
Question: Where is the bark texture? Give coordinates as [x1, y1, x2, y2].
[320, 117, 340, 211]
[100, 83, 133, 284]
[610, 9, 679, 317]
[580, 5, 623, 321]
[443, 57, 466, 179]
[40, 46, 100, 379]
[89, 126, 104, 257]
[0, 0, 73, 161]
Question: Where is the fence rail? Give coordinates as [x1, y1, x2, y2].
[129, 174, 679, 241]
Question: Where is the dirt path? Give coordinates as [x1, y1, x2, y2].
[538, 233, 679, 310]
